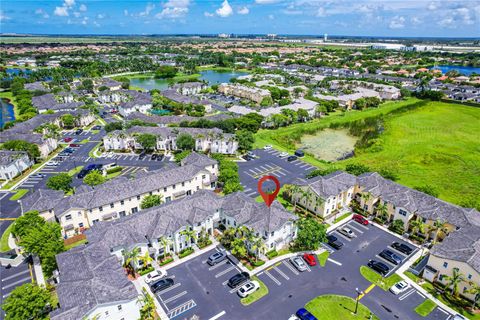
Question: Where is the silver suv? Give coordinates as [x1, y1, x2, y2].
[207, 251, 226, 266]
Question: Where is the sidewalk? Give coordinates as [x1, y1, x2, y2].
[163, 240, 218, 271]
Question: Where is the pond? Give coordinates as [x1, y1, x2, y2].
[298, 129, 358, 162]
[430, 65, 480, 76]
[0, 98, 15, 128]
[129, 69, 249, 91]
[5, 68, 33, 76]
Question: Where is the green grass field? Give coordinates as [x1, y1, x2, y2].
[305, 295, 380, 320]
[0, 223, 14, 252]
[415, 299, 437, 317]
[255, 99, 480, 207]
[360, 266, 403, 291]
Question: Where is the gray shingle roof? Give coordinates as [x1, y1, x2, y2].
[297, 170, 357, 199]
[0, 150, 28, 165]
[20, 189, 64, 214]
[111, 125, 234, 140]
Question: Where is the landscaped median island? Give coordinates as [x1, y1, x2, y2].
[414, 299, 437, 317]
[360, 266, 403, 291]
[305, 295, 380, 320]
[9, 189, 29, 200]
[240, 276, 269, 306]
[317, 251, 330, 267]
[0, 223, 14, 252]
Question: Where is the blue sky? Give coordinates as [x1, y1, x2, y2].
[1, 0, 479, 37]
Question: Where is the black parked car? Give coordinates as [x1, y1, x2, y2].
[227, 272, 250, 288]
[139, 152, 147, 160]
[156, 154, 164, 161]
[75, 129, 83, 135]
[294, 149, 305, 157]
[150, 278, 174, 293]
[367, 260, 390, 276]
[326, 235, 344, 250]
[151, 154, 158, 160]
[379, 249, 403, 265]
[391, 242, 413, 255]
[287, 156, 298, 162]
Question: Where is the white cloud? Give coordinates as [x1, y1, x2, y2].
[216, 0, 233, 18]
[282, 9, 302, 15]
[97, 13, 105, 19]
[93, 21, 100, 27]
[0, 10, 10, 22]
[54, 6, 69, 16]
[64, 0, 75, 8]
[389, 15, 405, 29]
[268, 14, 274, 20]
[139, 3, 155, 16]
[79, 4, 87, 12]
[255, 0, 279, 4]
[73, 11, 81, 17]
[411, 16, 422, 25]
[156, 0, 190, 19]
[124, 9, 129, 16]
[427, 2, 438, 11]
[316, 7, 327, 17]
[237, 6, 249, 15]
[81, 16, 88, 25]
[204, 12, 215, 17]
[35, 8, 50, 18]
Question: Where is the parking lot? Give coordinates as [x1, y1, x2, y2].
[0, 261, 34, 319]
[154, 222, 453, 320]
[237, 148, 317, 198]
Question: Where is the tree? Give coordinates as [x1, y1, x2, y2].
[223, 180, 243, 194]
[83, 170, 105, 187]
[123, 247, 141, 271]
[414, 185, 439, 197]
[138, 288, 156, 320]
[296, 108, 309, 122]
[11, 210, 44, 239]
[158, 236, 173, 255]
[139, 251, 153, 269]
[230, 238, 248, 259]
[1, 140, 40, 160]
[389, 219, 405, 234]
[379, 168, 398, 181]
[105, 121, 123, 132]
[155, 66, 177, 79]
[174, 150, 191, 163]
[19, 222, 64, 278]
[140, 194, 164, 209]
[61, 113, 75, 128]
[176, 133, 195, 150]
[81, 79, 94, 92]
[467, 282, 480, 310]
[180, 227, 197, 245]
[375, 203, 389, 222]
[136, 133, 157, 151]
[235, 130, 255, 152]
[431, 219, 448, 244]
[46, 173, 72, 192]
[345, 163, 370, 176]
[444, 268, 465, 297]
[294, 218, 327, 251]
[409, 218, 424, 236]
[1, 283, 52, 320]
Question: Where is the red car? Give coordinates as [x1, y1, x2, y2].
[353, 214, 369, 225]
[63, 137, 73, 143]
[303, 253, 317, 266]
[69, 144, 81, 148]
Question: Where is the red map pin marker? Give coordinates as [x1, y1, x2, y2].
[258, 175, 281, 208]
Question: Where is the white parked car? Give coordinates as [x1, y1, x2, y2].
[290, 256, 308, 272]
[237, 280, 260, 298]
[389, 281, 410, 295]
[288, 315, 300, 320]
[144, 269, 168, 284]
[46, 160, 58, 166]
[263, 145, 272, 150]
[278, 152, 289, 158]
[338, 227, 356, 238]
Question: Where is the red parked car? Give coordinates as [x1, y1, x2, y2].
[352, 214, 369, 225]
[69, 144, 81, 148]
[63, 137, 73, 143]
[303, 253, 317, 266]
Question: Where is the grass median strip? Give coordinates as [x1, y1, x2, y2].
[240, 276, 269, 306]
[9, 189, 29, 201]
[317, 251, 330, 267]
[0, 223, 14, 252]
[305, 294, 380, 320]
[415, 299, 437, 317]
[360, 265, 402, 291]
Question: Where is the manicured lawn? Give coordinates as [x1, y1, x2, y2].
[88, 142, 102, 158]
[9, 189, 29, 201]
[0, 223, 14, 252]
[255, 99, 480, 207]
[317, 251, 330, 267]
[415, 299, 437, 317]
[106, 170, 123, 180]
[67, 166, 84, 176]
[240, 276, 269, 306]
[333, 212, 351, 224]
[360, 266, 403, 291]
[65, 238, 88, 250]
[305, 294, 380, 320]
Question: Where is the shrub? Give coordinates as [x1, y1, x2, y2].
[138, 266, 155, 276]
[266, 250, 278, 259]
[106, 166, 123, 174]
[159, 257, 174, 266]
[251, 260, 265, 267]
[178, 247, 194, 259]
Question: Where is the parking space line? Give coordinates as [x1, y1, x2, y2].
[163, 291, 187, 304]
[276, 170, 287, 176]
[273, 267, 290, 280]
[299, 163, 310, 168]
[263, 164, 275, 170]
[387, 246, 408, 258]
[167, 299, 197, 319]
[208, 260, 229, 271]
[282, 261, 299, 275]
[2, 277, 31, 289]
[399, 289, 415, 301]
[375, 255, 398, 268]
[264, 270, 281, 286]
[416, 291, 425, 299]
[215, 265, 236, 278]
[271, 172, 281, 178]
[353, 223, 369, 231]
[157, 283, 181, 295]
[327, 258, 342, 266]
[246, 191, 258, 197]
[209, 310, 226, 320]
[335, 231, 352, 242]
[346, 223, 364, 234]
[1, 269, 30, 282]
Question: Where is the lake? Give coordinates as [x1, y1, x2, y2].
[130, 69, 249, 91]
[298, 129, 358, 162]
[430, 65, 480, 76]
[0, 98, 15, 128]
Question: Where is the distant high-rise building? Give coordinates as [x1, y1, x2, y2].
[267, 34, 277, 39]
[218, 33, 231, 38]
[324, 33, 328, 42]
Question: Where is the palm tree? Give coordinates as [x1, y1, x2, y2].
[360, 192, 372, 213]
[123, 246, 141, 271]
[158, 236, 173, 256]
[444, 268, 465, 297]
[409, 218, 423, 235]
[180, 227, 197, 246]
[431, 219, 448, 244]
[137, 288, 156, 320]
[375, 203, 389, 223]
[139, 251, 153, 269]
[467, 282, 480, 310]
[249, 236, 265, 262]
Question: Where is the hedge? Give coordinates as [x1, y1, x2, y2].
[266, 250, 278, 259]
[159, 257, 174, 266]
[138, 266, 154, 276]
[106, 166, 123, 174]
[178, 247, 194, 259]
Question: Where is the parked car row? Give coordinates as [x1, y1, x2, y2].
[289, 253, 317, 272]
[367, 241, 412, 277]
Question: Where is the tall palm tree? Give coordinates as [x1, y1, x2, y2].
[375, 203, 389, 222]
[467, 282, 480, 310]
[159, 236, 173, 255]
[137, 288, 156, 320]
[249, 236, 265, 262]
[139, 251, 153, 269]
[444, 268, 465, 297]
[123, 246, 141, 270]
[409, 218, 423, 235]
[431, 219, 448, 244]
[180, 227, 197, 246]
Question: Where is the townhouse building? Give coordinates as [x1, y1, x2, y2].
[172, 81, 207, 95]
[97, 90, 152, 116]
[20, 153, 219, 238]
[217, 83, 271, 104]
[0, 133, 58, 159]
[292, 171, 357, 219]
[103, 126, 238, 155]
[161, 89, 213, 113]
[50, 188, 298, 320]
[0, 151, 34, 181]
[32, 93, 86, 113]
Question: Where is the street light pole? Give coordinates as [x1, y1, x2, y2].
[355, 287, 363, 314]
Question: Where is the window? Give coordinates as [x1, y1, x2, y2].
[172, 184, 176, 190]
[271, 231, 274, 236]
[65, 214, 72, 220]
[93, 219, 99, 223]
[117, 305, 122, 311]
[105, 311, 109, 316]
[78, 212, 82, 216]
[326, 209, 329, 214]
[468, 274, 472, 280]
[399, 209, 407, 217]
[233, 221, 237, 226]
[164, 187, 167, 192]
[79, 223, 84, 228]
[363, 205, 368, 210]
[99, 206, 103, 212]
[186, 190, 191, 196]
[132, 207, 138, 213]
[197, 222, 201, 226]
[182, 182, 185, 187]
[137, 195, 140, 200]
[202, 175, 206, 179]
[165, 196, 171, 203]
[119, 211, 126, 217]
[110, 203, 114, 208]
[212, 164, 215, 169]
[149, 192, 152, 196]
[197, 186, 200, 191]
[443, 262, 448, 268]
